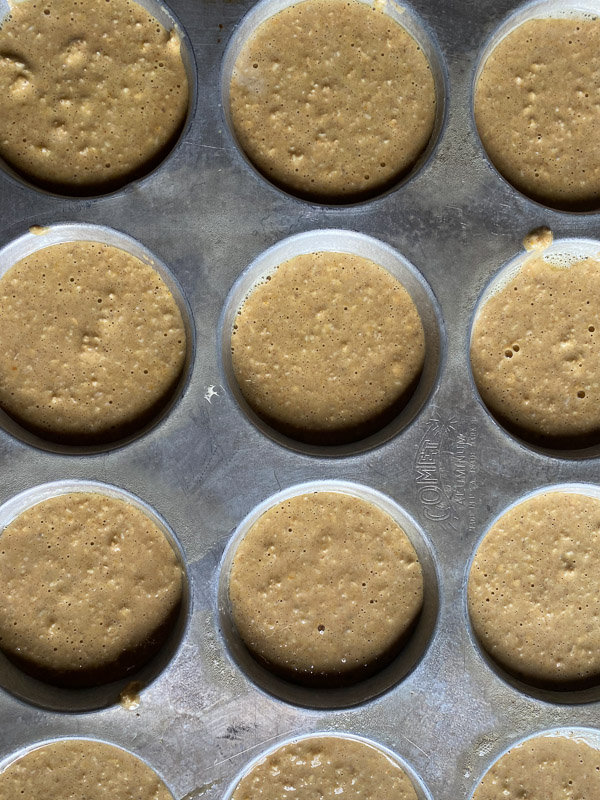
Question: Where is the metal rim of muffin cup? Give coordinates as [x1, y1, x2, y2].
[220, 0, 449, 209]
[221, 731, 435, 800]
[0, 0, 198, 200]
[218, 229, 446, 458]
[466, 726, 600, 800]
[462, 482, 600, 705]
[0, 222, 196, 455]
[471, 0, 600, 215]
[467, 236, 600, 460]
[0, 735, 177, 798]
[0, 479, 192, 713]
[217, 479, 440, 711]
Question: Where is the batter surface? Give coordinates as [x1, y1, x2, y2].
[0, 241, 187, 445]
[0, 0, 188, 193]
[229, 0, 436, 201]
[229, 491, 423, 686]
[470, 253, 600, 448]
[231, 736, 418, 800]
[468, 491, 600, 689]
[472, 735, 600, 800]
[0, 740, 173, 800]
[0, 492, 183, 687]
[231, 252, 425, 445]
[475, 16, 600, 210]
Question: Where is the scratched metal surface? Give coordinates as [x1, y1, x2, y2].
[0, 0, 599, 798]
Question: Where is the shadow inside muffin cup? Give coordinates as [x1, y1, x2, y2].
[217, 480, 440, 710]
[0, 480, 190, 713]
[219, 229, 445, 458]
[0, 0, 197, 199]
[221, 0, 447, 207]
[0, 223, 195, 455]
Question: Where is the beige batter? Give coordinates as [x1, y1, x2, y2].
[231, 252, 425, 445]
[229, 491, 423, 686]
[0, 241, 187, 445]
[470, 253, 600, 448]
[231, 736, 418, 800]
[0, 740, 173, 800]
[468, 491, 600, 689]
[0, 0, 188, 193]
[229, 0, 436, 201]
[0, 492, 183, 687]
[475, 17, 600, 210]
[472, 735, 600, 800]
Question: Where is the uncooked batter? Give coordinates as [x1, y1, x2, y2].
[231, 252, 425, 445]
[475, 16, 600, 210]
[470, 252, 600, 448]
[231, 736, 418, 800]
[468, 491, 600, 689]
[229, 491, 423, 686]
[0, 740, 173, 800]
[0, 492, 183, 686]
[229, 0, 436, 201]
[472, 735, 600, 800]
[0, 0, 188, 193]
[0, 240, 187, 445]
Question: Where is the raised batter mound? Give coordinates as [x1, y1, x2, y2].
[468, 491, 600, 689]
[231, 251, 425, 445]
[0, 492, 183, 687]
[0, 240, 187, 446]
[470, 252, 600, 449]
[0, 740, 173, 800]
[0, 0, 188, 194]
[229, 491, 423, 686]
[231, 736, 418, 800]
[472, 735, 600, 800]
[475, 16, 600, 210]
[229, 0, 436, 201]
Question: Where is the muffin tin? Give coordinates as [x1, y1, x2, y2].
[0, 0, 599, 798]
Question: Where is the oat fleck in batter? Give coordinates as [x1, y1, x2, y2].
[0, 740, 173, 800]
[0, 492, 182, 686]
[232, 252, 425, 445]
[0, 241, 186, 445]
[0, 0, 188, 193]
[229, 492, 423, 686]
[229, 0, 436, 201]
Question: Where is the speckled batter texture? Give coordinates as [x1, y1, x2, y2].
[229, 491, 423, 686]
[0, 740, 173, 800]
[231, 251, 425, 445]
[470, 254, 600, 448]
[0, 241, 186, 445]
[475, 17, 600, 210]
[231, 736, 418, 800]
[468, 491, 600, 689]
[472, 735, 600, 800]
[229, 0, 436, 201]
[0, 492, 182, 687]
[0, 0, 188, 193]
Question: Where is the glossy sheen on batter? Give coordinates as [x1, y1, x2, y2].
[0, 241, 186, 445]
[0, 493, 182, 686]
[469, 491, 600, 688]
[229, 492, 423, 686]
[0, 740, 173, 800]
[470, 254, 600, 448]
[0, 0, 188, 193]
[229, 0, 436, 201]
[472, 735, 600, 800]
[475, 17, 600, 210]
[231, 252, 425, 445]
[231, 736, 418, 800]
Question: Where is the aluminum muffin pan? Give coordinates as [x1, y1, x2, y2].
[0, 0, 599, 799]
